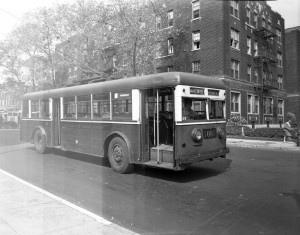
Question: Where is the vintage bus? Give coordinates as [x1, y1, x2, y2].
[20, 72, 229, 173]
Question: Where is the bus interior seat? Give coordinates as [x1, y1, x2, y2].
[65, 113, 74, 118]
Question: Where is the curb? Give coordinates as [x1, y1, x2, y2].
[227, 138, 300, 151]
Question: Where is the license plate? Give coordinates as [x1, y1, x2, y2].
[203, 128, 217, 139]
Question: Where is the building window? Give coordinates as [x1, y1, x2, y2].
[68, 66, 77, 79]
[248, 94, 259, 114]
[262, 17, 266, 28]
[230, 0, 239, 18]
[192, 61, 200, 74]
[247, 37, 251, 55]
[167, 65, 174, 72]
[263, 97, 273, 114]
[277, 52, 282, 67]
[230, 28, 239, 49]
[246, 7, 251, 24]
[254, 41, 258, 57]
[231, 92, 240, 113]
[231, 59, 239, 79]
[278, 75, 283, 90]
[267, 20, 272, 31]
[168, 10, 173, 27]
[254, 69, 258, 83]
[68, 67, 72, 78]
[192, 0, 200, 19]
[247, 65, 252, 81]
[278, 99, 284, 116]
[262, 72, 267, 85]
[156, 16, 161, 30]
[192, 30, 200, 50]
[253, 12, 258, 28]
[156, 43, 162, 58]
[276, 28, 282, 43]
[168, 38, 174, 54]
[113, 56, 117, 67]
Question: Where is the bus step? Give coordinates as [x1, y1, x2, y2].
[150, 144, 173, 163]
[142, 161, 174, 169]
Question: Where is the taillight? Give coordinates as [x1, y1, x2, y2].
[191, 128, 202, 142]
[217, 127, 225, 138]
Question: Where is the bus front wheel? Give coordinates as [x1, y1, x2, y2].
[34, 129, 47, 154]
[108, 137, 133, 174]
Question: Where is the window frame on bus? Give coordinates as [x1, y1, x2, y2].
[60, 90, 140, 122]
[22, 99, 51, 120]
[174, 85, 226, 122]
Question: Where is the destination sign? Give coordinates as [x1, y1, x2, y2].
[190, 87, 205, 95]
[208, 89, 219, 96]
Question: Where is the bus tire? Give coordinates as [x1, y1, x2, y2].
[34, 129, 47, 154]
[108, 137, 133, 174]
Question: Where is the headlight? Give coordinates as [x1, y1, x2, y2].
[217, 127, 225, 138]
[191, 128, 202, 142]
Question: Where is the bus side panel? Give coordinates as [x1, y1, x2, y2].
[20, 120, 53, 146]
[60, 122, 140, 161]
[175, 123, 227, 164]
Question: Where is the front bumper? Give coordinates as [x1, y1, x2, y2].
[178, 147, 230, 165]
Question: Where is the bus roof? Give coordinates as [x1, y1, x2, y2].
[23, 72, 226, 100]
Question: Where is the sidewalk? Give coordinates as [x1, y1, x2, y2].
[227, 137, 300, 151]
[0, 169, 139, 235]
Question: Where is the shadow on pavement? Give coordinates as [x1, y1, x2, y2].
[31, 146, 232, 183]
[44, 147, 111, 168]
[134, 158, 232, 183]
[282, 190, 300, 210]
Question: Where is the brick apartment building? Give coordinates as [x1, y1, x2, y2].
[285, 26, 300, 121]
[56, 0, 286, 125]
[155, 0, 286, 125]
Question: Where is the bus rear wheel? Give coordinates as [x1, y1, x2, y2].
[34, 129, 46, 154]
[108, 137, 133, 174]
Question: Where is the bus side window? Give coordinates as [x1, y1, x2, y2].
[112, 92, 132, 120]
[77, 95, 91, 119]
[40, 99, 50, 118]
[63, 96, 76, 119]
[22, 100, 29, 118]
[93, 93, 110, 120]
[31, 100, 39, 118]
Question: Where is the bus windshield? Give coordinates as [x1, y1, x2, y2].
[208, 100, 225, 119]
[182, 98, 225, 121]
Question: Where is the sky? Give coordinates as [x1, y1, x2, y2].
[0, 0, 299, 39]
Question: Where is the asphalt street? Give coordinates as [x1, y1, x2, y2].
[0, 129, 299, 234]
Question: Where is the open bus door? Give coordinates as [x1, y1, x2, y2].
[140, 90, 150, 162]
[52, 98, 61, 146]
[141, 88, 175, 169]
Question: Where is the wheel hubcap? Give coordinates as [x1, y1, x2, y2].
[112, 144, 123, 165]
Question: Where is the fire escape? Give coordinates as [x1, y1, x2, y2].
[253, 27, 277, 93]
[253, 26, 277, 123]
